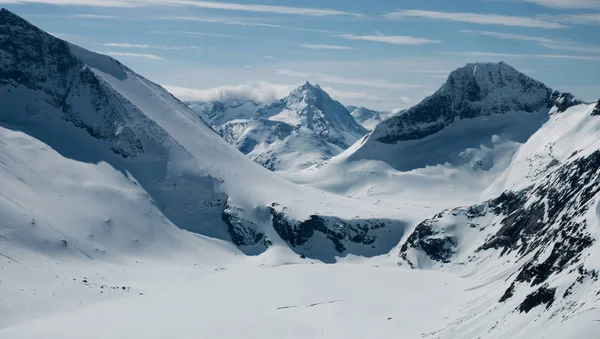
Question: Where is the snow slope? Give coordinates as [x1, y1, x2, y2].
[395, 102, 600, 338]
[0, 9, 407, 260]
[219, 82, 368, 171]
[0, 260, 486, 339]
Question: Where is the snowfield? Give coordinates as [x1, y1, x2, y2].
[1, 8, 600, 339]
[0, 260, 476, 339]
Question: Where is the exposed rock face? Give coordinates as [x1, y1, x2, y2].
[219, 203, 406, 261]
[592, 99, 600, 116]
[370, 62, 553, 145]
[0, 9, 152, 159]
[221, 202, 270, 255]
[400, 149, 600, 314]
[550, 91, 584, 114]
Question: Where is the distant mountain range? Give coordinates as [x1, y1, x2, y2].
[188, 82, 369, 171]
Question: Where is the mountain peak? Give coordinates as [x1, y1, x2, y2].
[369, 62, 553, 144]
[285, 81, 332, 108]
[295, 81, 323, 95]
[1, 8, 35, 29]
[441, 61, 543, 98]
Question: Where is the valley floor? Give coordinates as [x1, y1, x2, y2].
[0, 250, 481, 339]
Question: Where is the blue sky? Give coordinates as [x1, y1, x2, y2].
[4, 0, 600, 110]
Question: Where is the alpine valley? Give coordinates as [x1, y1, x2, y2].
[1, 8, 600, 339]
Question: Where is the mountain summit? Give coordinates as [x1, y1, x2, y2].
[370, 62, 554, 145]
[219, 82, 367, 171]
[256, 81, 367, 148]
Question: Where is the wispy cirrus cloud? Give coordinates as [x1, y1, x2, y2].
[147, 30, 243, 39]
[336, 33, 441, 45]
[298, 44, 354, 50]
[163, 16, 282, 27]
[524, 0, 600, 9]
[73, 13, 122, 19]
[103, 51, 165, 60]
[461, 30, 600, 54]
[540, 13, 600, 26]
[101, 42, 204, 50]
[440, 51, 600, 61]
[291, 27, 335, 34]
[101, 43, 181, 50]
[385, 9, 565, 29]
[1, 0, 357, 16]
[274, 69, 424, 90]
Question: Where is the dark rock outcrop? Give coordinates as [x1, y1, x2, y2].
[400, 150, 600, 314]
[371, 62, 554, 145]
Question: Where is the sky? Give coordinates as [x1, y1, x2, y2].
[3, 0, 600, 111]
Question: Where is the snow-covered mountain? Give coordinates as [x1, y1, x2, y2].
[186, 99, 264, 128]
[398, 100, 600, 338]
[348, 62, 559, 169]
[277, 61, 600, 337]
[219, 82, 368, 171]
[0, 9, 405, 262]
[349, 106, 401, 131]
[2, 8, 600, 339]
[282, 62, 569, 212]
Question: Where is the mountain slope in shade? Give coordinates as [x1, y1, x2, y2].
[219, 82, 368, 171]
[0, 9, 407, 261]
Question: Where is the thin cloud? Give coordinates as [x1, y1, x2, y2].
[440, 51, 600, 61]
[147, 30, 243, 39]
[462, 30, 600, 54]
[524, 0, 600, 9]
[298, 44, 355, 50]
[163, 16, 282, 27]
[163, 82, 294, 102]
[274, 69, 424, 90]
[104, 51, 165, 60]
[540, 13, 600, 26]
[103, 43, 152, 48]
[385, 9, 565, 29]
[336, 33, 441, 45]
[1, 0, 357, 16]
[291, 27, 335, 34]
[101, 42, 188, 50]
[164, 83, 397, 105]
[322, 87, 382, 102]
[73, 13, 122, 19]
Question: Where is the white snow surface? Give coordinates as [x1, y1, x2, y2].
[2, 9, 600, 339]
